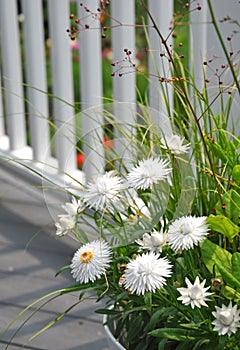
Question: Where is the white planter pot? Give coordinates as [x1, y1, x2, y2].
[103, 313, 126, 350]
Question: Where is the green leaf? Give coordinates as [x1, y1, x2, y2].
[216, 263, 240, 289]
[207, 214, 239, 241]
[145, 307, 176, 332]
[201, 239, 232, 275]
[149, 328, 200, 341]
[55, 265, 70, 277]
[205, 137, 228, 164]
[221, 285, 240, 303]
[144, 292, 152, 310]
[193, 339, 211, 350]
[232, 252, 240, 281]
[157, 338, 168, 350]
[215, 190, 240, 225]
[96, 308, 120, 315]
[232, 164, 240, 186]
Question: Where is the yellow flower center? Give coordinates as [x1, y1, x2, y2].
[80, 251, 93, 263]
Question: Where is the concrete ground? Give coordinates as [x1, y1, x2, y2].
[0, 164, 109, 350]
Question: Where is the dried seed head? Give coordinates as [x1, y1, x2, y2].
[211, 278, 222, 291]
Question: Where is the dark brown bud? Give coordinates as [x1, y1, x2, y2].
[212, 278, 222, 291]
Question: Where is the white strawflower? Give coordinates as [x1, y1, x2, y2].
[212, 302, 240, 336]
[161, 134, 190, 155]
[55, 197, 85, 236]
[123, 252, 172, 295]
[177, 276, 213, 309]
[71, 240, 112, 283]
[168, 216, 209, 252]
[127, 157, 172, 190]
[61, 196, 85, 216]
[135, 230, 168, 253]
[55, 215, 76, 236]
[82, 171, 125, 211]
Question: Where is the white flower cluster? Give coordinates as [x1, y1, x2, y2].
[54, 149, 240, 338]
[80, 157, 172, 212]
[135, 215, 209, 253]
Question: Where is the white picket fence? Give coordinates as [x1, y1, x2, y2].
[0, 0, 239, 189]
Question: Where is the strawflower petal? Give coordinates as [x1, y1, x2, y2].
[82, 171, 125, 211]
[124, 252, 172, 295]
[127, 157, 172, 190]
[168, 216, 209, 252]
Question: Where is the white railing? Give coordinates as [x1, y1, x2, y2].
[0, 0, 239, 188]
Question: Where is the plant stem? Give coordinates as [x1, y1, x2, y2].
[141, 0, 225, 207]
[207, 0, 240, 95]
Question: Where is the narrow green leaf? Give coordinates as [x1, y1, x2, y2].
[149, 328, 199, 341]
[55, 265, 70, 277]
[193, 338, 211, 350]
[157, 338, 168, 350]
[96, 308, 121, 315]
[145, 307, 176, 332]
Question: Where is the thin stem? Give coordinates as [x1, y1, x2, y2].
[207, 0, 240, 95]
[141, 0, 225, 207]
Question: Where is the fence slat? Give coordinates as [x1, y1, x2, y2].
[0, 67, 4, 137]
[78, 0, 104, 179]
[22, 0, 50, 162]
[206, 0, 240, 134]
[190, 0, 240, 134]
[148, 0, 173, 124]
[0, 0, 239, 187]
[0, 0, 26, 150]
[111, 0, 136, 167]
[189, 2, 207, 92]
[48, 0, 76, 174]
